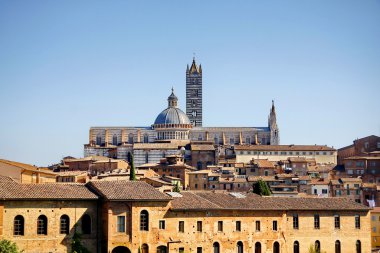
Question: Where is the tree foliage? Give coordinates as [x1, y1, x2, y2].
[173, 181, 181, 192]
[72, 231, 90, 253]
[0, 239, 22, 253]
[252, 179, 271, 196]
[308, 244, 326, 253]
[129, 154, 137, 181]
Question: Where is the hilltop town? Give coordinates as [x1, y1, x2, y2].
[0, 59, 379, 253]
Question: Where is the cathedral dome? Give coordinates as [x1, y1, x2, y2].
[153, 88, 191, 126]
[154, 107, 190, 125]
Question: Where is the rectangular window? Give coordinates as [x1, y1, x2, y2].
[217, 221, 223, 232]
[117, 216, 125, 232]
[159, 220, 165, 229]
[322, 189, 328, 194]
[255, 221, 261, 231]
[293, 214, 299, 229]
[314, 214, 320, 229]
[273, 220, 278, 231]
[179, 247, 184, 253]
[236, 221, 241, 231]
[197, 247, 202, 253]
[179, 221, 184, 233]
[334, 215, 340, 229]
[195, 184, 198, 189]
[355, 215, 360, 229]
[197, 221, 202, 232]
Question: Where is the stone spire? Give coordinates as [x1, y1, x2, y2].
[268, 100, 280, 145]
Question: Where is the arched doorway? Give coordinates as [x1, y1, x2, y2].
[273, 241, 280, 253]
[112, 246, 131, 253]
[255, 242, 261, 253]
[157, 246, 167, 253]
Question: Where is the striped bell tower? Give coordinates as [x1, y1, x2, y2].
[186, 57, 203, 126]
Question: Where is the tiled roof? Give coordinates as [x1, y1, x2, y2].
[340, 178, 362, 183]
[253, 159, 275, 168]
[0, 182, 97, 200]
[55, 171, 87, 176]
[0, 175, 15, 182]
[247, 176, 276, 182]
[235, 145, 336, 151]
[191, 144, 215, 151]
[344, 156, 380, 160]
[88, 181, 172, 201]
[170, 191, 369, 211]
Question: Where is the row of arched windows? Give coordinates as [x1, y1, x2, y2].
[13, 214, 91, 236]
[138, 210, 362, 253]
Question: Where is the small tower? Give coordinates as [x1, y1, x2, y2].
[186, 57, 203, 126]
[268, 100, 280, 145]
[168, 87, 178, 107]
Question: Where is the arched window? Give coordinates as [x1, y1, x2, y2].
[142, 244, 149, 253]
[214, 135, 219, 144]
[37, 215, 48, 235]
[96, 135, 102, 145]
[14, 215, 24, 236]
[255, 242, 261, 253]
[246, 137, 251, 144]
[144, 134, 149, 143]
[273, 241, 280, 253]
[81, 214, 91, 234]
[128, 133, 134, 144]
[112, 135, 118, 145]
[356, 240, 361, 253]
[293, 241, 299, 253]
[145, 152, 149, 164]
[213, 242, 220, 253]
[140, 210, 149, 231]
[335, 240, 341, 253]
[60, 215, 70, 234]
[315, 240, 320, 253]
[237, 241, 243, 253]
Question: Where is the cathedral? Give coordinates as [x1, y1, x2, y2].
[84, 58, 280, 166]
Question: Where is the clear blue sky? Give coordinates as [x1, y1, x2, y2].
[1, 1, 379, 166]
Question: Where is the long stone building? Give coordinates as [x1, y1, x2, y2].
[84, 59, 280, 166]
[0, 178, 371, 253]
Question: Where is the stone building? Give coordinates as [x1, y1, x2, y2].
[88, 181, 370, 253]
[0, 159, 57, 183]
[84, 59, 279, 166]
[338, 135, 380, 165]
[0, 178, 372, 253]
[0, 180, 98, 253]
[235, 145, 337, 164]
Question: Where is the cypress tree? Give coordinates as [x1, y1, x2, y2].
[253, 179, 271, 196]
[129, 155, 137, 181]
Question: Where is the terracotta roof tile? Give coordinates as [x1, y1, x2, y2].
[88, 181, 172, 201]
[170, 191, 369, 211]
[0, 182, 97, 200]
[191, 144, 215, 151]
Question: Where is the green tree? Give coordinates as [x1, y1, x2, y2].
[173, 181, 181, 192]
[129, 155, 137, 181]
[252, 179, 271, 196]
[72, 231, 90, 253]
[0, 239, 22, 253]
[308, 244, 326, 253]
